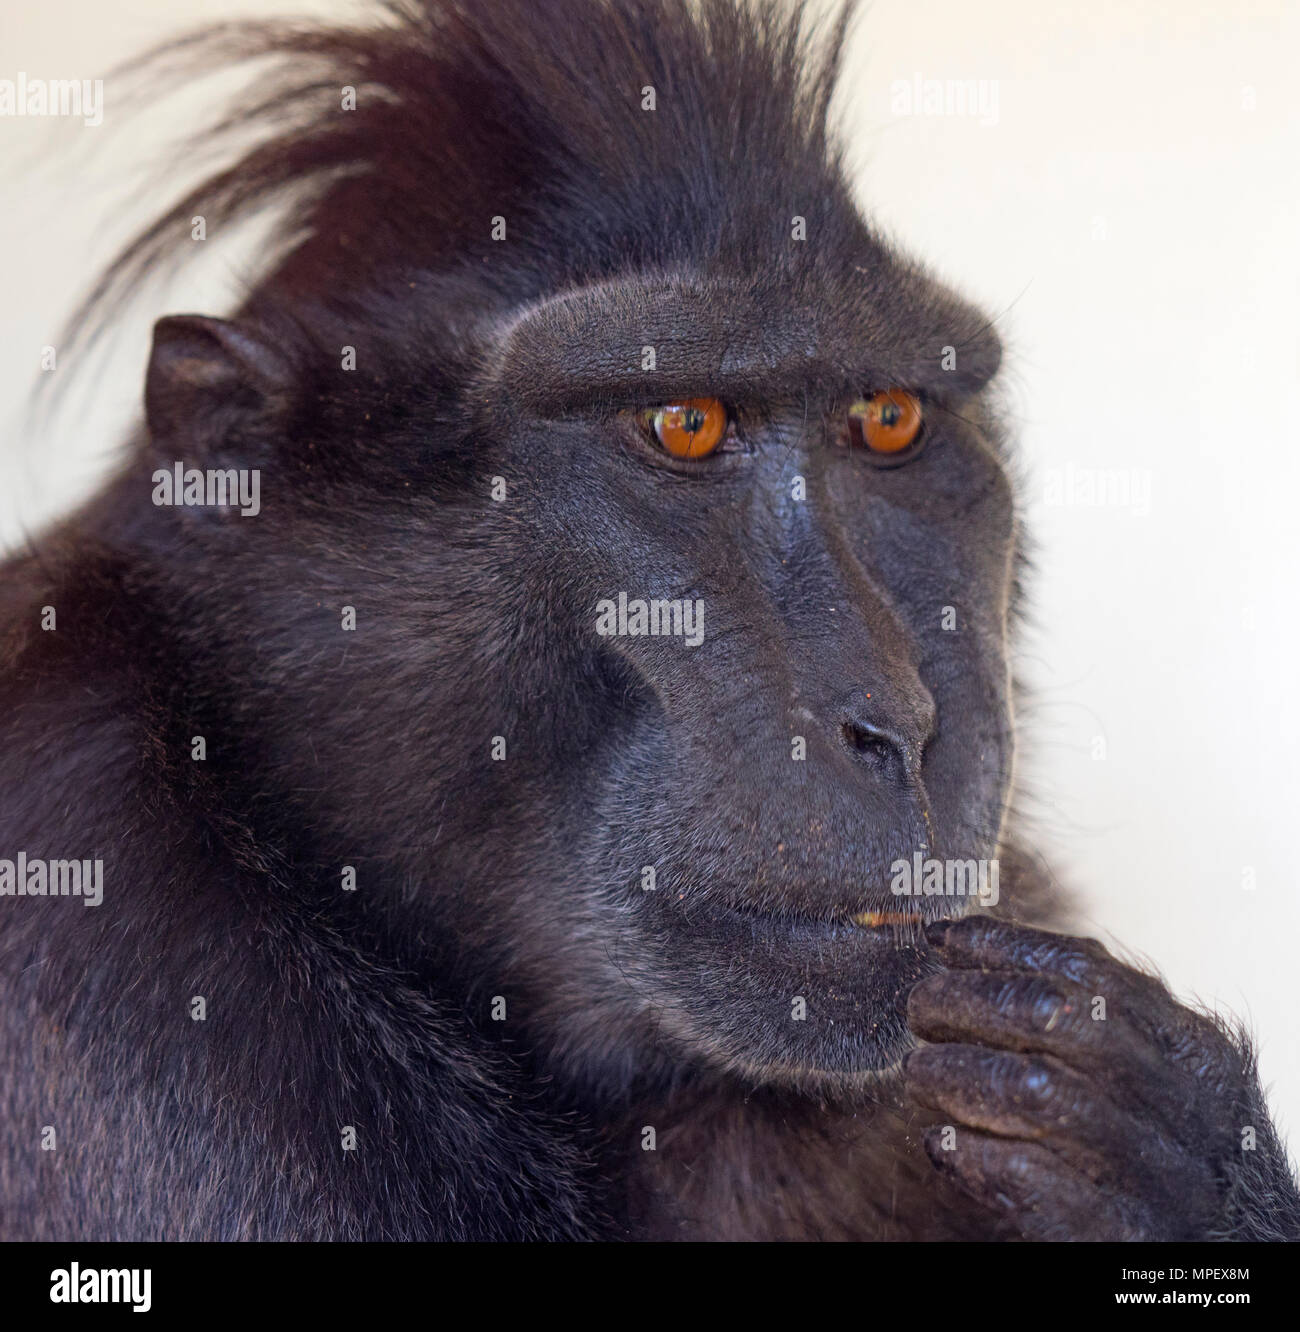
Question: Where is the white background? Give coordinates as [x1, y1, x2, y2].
[2, 0, 1297, 1144]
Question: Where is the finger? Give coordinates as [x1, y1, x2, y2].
[906, 967, 1226, 1139]
[925, 916, 1126, 991]
[905, 1042, 1218, 1215]
[923, 917, 1245, 1091]
[908, 1043, 1146, 1191]
[906, 968, 1148, 1069]
[921, 1126, 1158, 1240]
[907, 1043, 1124, 1152]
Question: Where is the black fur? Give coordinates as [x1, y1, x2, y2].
[1, 0, 1296, 1240]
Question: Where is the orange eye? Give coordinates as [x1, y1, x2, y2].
[645, 398, 728, 458]
[847, 389, 923, 456]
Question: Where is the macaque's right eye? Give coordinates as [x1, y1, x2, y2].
[640, 398, 729, 458]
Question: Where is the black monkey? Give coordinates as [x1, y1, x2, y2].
[1, 0, 1296, 1241]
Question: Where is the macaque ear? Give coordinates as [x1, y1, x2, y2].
[144, 315, 293, 454]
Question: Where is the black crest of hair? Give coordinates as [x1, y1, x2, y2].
[2, 0, 1297, 1242]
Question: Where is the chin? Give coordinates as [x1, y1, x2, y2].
[642, 900, 964, 1088]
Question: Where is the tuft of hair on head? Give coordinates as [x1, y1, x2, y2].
[58, 0, 860, 380]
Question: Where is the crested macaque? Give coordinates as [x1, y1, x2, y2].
[1, 0, 1296, 1241]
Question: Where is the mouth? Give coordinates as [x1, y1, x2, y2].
[697, 898, 962, 942]
[850, 909, 923, 928]
[641, 888, 970, 1081]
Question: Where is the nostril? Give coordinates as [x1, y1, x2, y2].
[839, 719, 910, 779]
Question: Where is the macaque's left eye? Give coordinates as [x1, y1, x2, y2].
[642, 398, 728, 458]
[846, 389, 924, 460]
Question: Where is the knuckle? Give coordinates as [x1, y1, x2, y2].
[1005, 976, 1074, 1031]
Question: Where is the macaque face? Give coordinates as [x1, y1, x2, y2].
[133, 0, 1019, 1095]
[484, 272, 1015, 1085]
[285, 246, 1018, 1091]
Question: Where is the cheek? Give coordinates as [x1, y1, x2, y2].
[838, 501, 1014, 638]
[829, 425, 1018, 616]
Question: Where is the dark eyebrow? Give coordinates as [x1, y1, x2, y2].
[489, 271, 1003, 416]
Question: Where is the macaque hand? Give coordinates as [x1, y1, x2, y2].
[903, 917, 1300, 1241]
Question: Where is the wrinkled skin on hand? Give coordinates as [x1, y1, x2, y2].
[904, 918, 1300, 1241]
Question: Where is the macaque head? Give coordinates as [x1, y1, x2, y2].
[129, 0, 1018, 1093]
